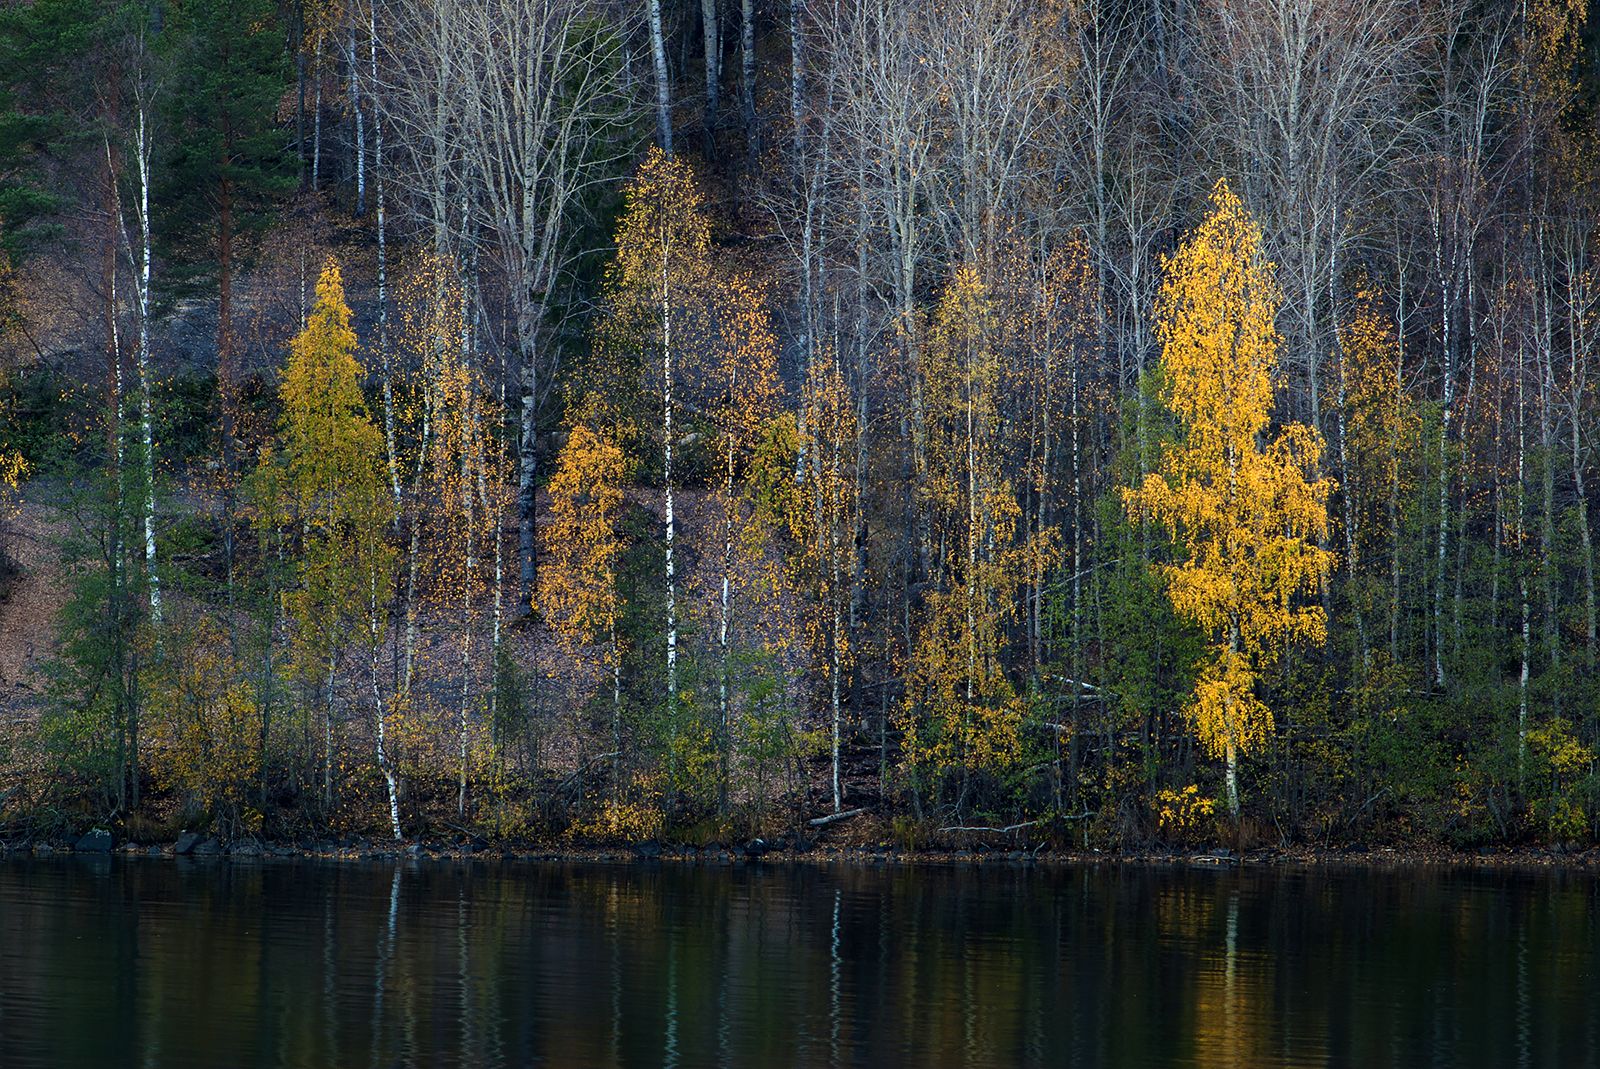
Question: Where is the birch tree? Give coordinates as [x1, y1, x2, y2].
[387, 0, 637, 614]
[543, 421, 629, 792]
[706, 272, 780, 812]
[598, 148, 716, 722]
[901, 265, 1058, 811]
[258, 259, 397, 824]
[1123, 181, 1334, 821]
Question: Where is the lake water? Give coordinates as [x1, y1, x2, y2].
[0, 855, 1595, 1067]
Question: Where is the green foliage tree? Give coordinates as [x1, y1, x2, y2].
[165, 0, 294, 594]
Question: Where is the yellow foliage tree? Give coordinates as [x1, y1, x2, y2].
[1336, 279, 1419, 665]
[597, 149, 784, 810]
[259, 258, 398, 831]
[409, 255, 512, 819]
[772, 351, 861, 814]
[543, 421, 629, 792]
[902, 265, 1057, 799]
[707, 272, 782, 811]
[1122, 180, 1334, 820]
[144, 617, 261, 834]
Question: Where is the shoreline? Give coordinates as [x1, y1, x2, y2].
[4, 834, 1598, 873]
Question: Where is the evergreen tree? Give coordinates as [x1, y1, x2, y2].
[165, 0, 294, 596]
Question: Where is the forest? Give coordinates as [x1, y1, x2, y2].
[0, 0, 1597, 853]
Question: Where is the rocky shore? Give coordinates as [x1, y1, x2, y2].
[6, 826, 1599, 872]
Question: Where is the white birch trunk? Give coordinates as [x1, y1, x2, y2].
[348, 30, 366, 215]
[133, 99, 160, 627]
[370, 8, 399, 507]
[371, 594, 402, 841]
[718, 424, 733, 812]
[312, 38, 324, 188]
[663, 247, 678, 712]
[740, 0, 756, 153]
[649, 0, 673, 151]
[700, 0, 720, 136]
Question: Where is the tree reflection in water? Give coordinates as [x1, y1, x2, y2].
[0, 858, 1586, 1068]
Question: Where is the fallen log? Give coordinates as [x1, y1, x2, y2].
[939, 820, 1038, 835]
[807, 807, 867, 828]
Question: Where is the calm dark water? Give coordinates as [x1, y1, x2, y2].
[0, 856, 1596, 1068]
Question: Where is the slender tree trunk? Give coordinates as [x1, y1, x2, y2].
[324, 647, 336, 813]
[348, 30, 366, 216]
[403, 404, 431, 692]
[610, 612, 623, 796]
[964, 337, 978, 802]
[1390, 275, 1406, 660]
[1538, 332, 1559, 712]
[296, 15, 308, 188]
[1225, 736, 1239, 824]
[649, 0, 673, 152]
[700, 0, 720, 143]
[1225, 621, 1242, 822]
[104, 128, 131, 810]
[487, 382, 506, 750]
[1519, 576, 1530, 781]
[312, 38, 324, 188]
[662, 241, 678, 716]
[219, 170, 237, 609]
[717, 429, 733, 814]
[1433, 343, 1451, 686]
[740, 0, 756, 160]
[1431, 220, 1454, 689]
[371, 11, 398, 507]
[457, 525, 474, 820]
[258, 534, 282, 807]
[1517, 335, 1528, 783]
[133, 102, 160, 629]
[831, 594, 842, 814]
[838, 422, 851, 809]
[517, 318, 539, 615]
[458, 255, 479, 820]
[1452, 268, 1475, 670]
[1337, 360, 1367, 669]
[1574, 413, 1596, 670]
[371, 596, 402, 841]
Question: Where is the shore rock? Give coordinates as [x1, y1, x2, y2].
[74, 829, 113, 853]
[174, 832, 201, 856]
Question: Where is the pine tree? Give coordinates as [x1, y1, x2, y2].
[166, 0, 294, 599]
